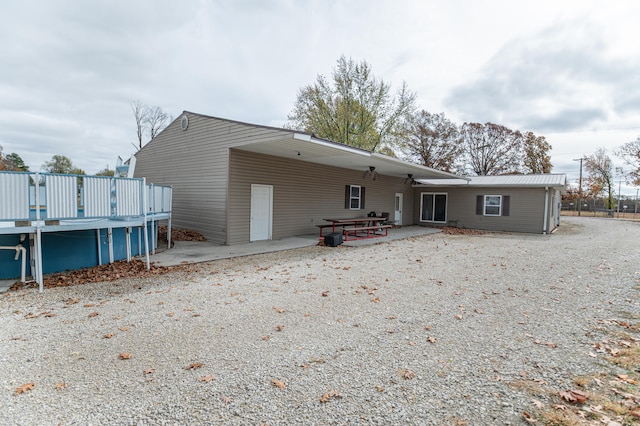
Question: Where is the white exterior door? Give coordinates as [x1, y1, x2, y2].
[394, 193, 403, 225]
[250, 184, 273, 241]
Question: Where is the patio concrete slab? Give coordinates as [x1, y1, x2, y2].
[150, 226, 441, 267]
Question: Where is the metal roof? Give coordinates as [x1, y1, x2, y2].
[417, 174, 567, 188]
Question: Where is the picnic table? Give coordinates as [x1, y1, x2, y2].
[319, 217, 392, 241]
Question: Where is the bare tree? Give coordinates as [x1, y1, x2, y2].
[616, 136, 640, 186]
[401, 111, 462, 173]
[146, 106, 170, 140]
[522, 131, 552, 174]
[131, 101, 170, 149]
[584, 148, 615, 209]
[286, 55, 415, 152]
[460, 122, 523, 176]
[131, 100, 149, 150]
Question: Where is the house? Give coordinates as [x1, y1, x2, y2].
[415, 175, 566, 234]
[134, 111, 566, 244]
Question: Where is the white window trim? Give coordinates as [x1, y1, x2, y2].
[349, 185, 361, 210]
[484, 195, 502, 216]
[420, 192, 448, 223]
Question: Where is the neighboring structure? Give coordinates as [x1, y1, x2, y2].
[0, 171, 172, 290]
[134, 111, 566, 244]
[416, 175, 566, 234]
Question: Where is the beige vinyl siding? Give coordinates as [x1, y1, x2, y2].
[228, 150, 411, 244]
[134, 112, 296, 244]
[413, 186, 547, 233]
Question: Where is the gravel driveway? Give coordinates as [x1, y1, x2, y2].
[1, 217, 639, 425]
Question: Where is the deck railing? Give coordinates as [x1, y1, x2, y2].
[0, 171, 173, 291]
[0, 171, 171, 222]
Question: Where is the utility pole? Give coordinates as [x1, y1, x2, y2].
[573, 158, 584, 216]
[617, 179, 622, 217]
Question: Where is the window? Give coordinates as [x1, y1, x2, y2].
[476, 195, 510, 216]
[420, 192, 447, 222]
[344, 185, 365, 210]
[484, 195, 502, 216]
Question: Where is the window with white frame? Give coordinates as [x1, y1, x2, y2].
[349, 185, 361, 210]
[484, 195, 502, 216]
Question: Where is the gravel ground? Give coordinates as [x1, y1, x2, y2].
[1, 217, 638, 425]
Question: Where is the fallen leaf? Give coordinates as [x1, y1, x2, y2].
[119, 353, 132, 360]
[84, 303, 95, 308]
[543, 342, 557, 348]
[427, 336, 437, 343]
[261, 335, 271, 341]
[319, 389, 342, 403]
[198, 375, 216, 382]
[119, 326, 130, 331]
[371, 297, 380, 303]
[522, 411, 537, 423]
[272, 379, 286, 390]
[559, 389, 587, 404]
[103, 333, 115, 339]
[454, 314, 463, 320]
[88, 312, 99, 318]
[375, 385, 385, 392]
[15, 382, 35, 394]
[275, 325, 285, 332]
[400, 369, 416, 380]
[186, 363, 203, 370]
[408, 341, 417, 346]
[617, 374, 638, 385]
[55, 382, 67, 390]
[321, 291, 329, 297]
[273, 307, 285, 313]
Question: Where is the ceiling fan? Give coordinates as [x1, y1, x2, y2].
[401, 174, 416, 185]
[362, 166, 380, 181]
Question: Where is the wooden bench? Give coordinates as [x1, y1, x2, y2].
[316, 222, 358, 237]
[342, 224, 392, 241]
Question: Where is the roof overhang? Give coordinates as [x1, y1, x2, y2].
[417, 174, 567, 190]
[233, 132, 464, 180]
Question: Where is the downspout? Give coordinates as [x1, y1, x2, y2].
[543, 187, 549, 235]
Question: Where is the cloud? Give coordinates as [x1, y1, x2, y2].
[444, 20, 640, 133]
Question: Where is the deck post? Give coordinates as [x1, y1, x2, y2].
[142, 178, 150, 270]
[96, 229, 102, 265]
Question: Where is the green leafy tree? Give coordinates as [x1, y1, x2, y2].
[585, 148, 615, 209]
[522, 131, 552, 174]
[616, 136, 640, 186]
[4, 152, 29, 171]
[460, 122, 523, 176]
[96, 167, 115, 177]
[286, 55, 416, 153]
[401, 111, 463, 173]
[42, 155, 85, 175]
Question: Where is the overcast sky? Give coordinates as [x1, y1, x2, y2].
[2, 0, 639, 194]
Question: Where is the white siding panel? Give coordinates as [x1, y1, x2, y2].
[115, 179, 142, 216]
[0, 173, 30, 220]
[84, 176, 111, 217]
[45, 174, 78, 219]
